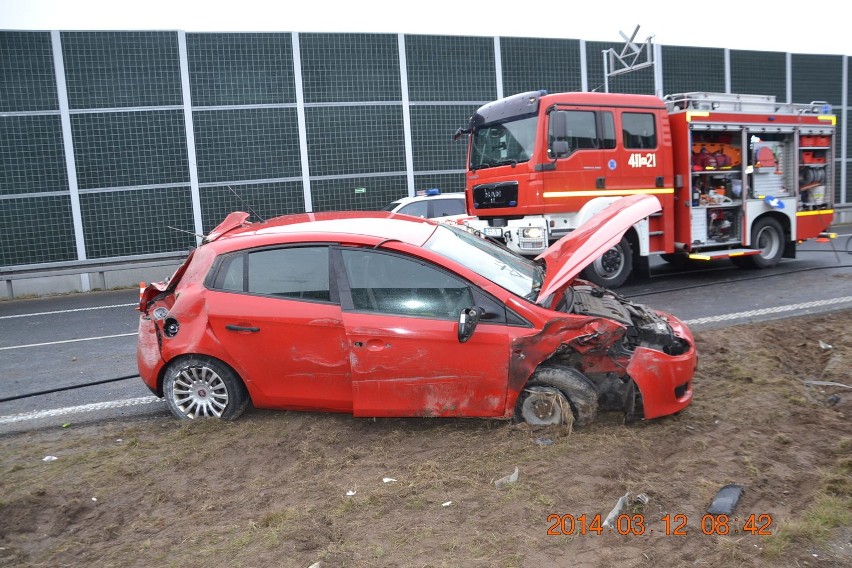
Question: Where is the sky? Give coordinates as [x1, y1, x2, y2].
[0, 0, 849, 56]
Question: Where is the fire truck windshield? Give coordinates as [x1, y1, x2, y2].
[470, 115, 537, 170]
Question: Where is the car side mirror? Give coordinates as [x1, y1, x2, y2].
[457, 307, 483, 343]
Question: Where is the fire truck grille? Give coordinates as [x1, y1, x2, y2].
[472, 182, 519, 209]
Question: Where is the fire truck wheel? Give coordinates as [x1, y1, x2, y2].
[516, 365, 598, 428]
[581, 236, 632, 288]
[733, 217, 785, 269]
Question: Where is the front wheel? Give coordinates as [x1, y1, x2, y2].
[515, 365, 598, 429]
[581, 236, 632, 288]
[162, 356, 249, 420]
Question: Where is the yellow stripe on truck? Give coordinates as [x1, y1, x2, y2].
[543, 188, 674, 198]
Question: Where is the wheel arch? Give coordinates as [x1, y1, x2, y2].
[514, 362, 599, 428]
[157, 352, 251, 400]
[748, 210, 792, 247]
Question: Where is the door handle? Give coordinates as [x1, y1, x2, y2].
[225, 324, 260, 332]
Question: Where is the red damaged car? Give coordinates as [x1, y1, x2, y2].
[137, 195, 695, 427]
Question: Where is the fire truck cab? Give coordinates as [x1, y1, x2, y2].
[455, 90, 836, 288]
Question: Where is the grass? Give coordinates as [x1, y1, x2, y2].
[1, 311, 850, 567]
[763, 437, 852, 558]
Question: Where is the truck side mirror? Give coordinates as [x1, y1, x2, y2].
[551, 111, 568, 139]
[549, 111, 570, 158]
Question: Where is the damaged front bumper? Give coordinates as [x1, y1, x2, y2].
[626, 314, 695, 419]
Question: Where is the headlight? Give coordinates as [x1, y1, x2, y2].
[521, 227, 544, 239]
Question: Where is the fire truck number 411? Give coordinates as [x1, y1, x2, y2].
[628, 152, 656, 168]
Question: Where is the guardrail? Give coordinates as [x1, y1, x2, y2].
[1, 251, 189, 299]
[1, 204, 850, 300]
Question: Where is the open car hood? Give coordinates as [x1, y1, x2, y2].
[534, 195, 662, 303]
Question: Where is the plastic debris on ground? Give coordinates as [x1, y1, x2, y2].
[42, 456, 58, 462]
[494, 466, 519, 489]
[707, 484, 743, 515]
[603, 492, 630, 528]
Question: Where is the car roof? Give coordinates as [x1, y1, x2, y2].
[389, 192, 465, 207]
[207, 210, 440, 250]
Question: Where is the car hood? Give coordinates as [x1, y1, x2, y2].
[534, 195, 662, 303]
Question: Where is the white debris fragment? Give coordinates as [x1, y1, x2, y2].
[818, 340, 832, 350]
[345, 490, 356, 496]
[494, 466, 519, 489]
[42, 456, 58, 462]
[442, 501, 452, 507]
[603, 492, 630, 528]
[382, 477, 397, 483]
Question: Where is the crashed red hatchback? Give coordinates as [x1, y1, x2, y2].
[137, 195, 695, 427]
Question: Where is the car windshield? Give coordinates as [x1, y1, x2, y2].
[470, 115, 538, 170]
[424, 224, 543, 300]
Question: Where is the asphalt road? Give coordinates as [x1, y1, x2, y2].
[1, 229, 850, 434]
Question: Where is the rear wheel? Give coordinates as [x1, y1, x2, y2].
[733, 217, 785, 269]
[581, 236, 632, 288]
[163, 356, 249, 420]
[515, 365, 598, 428]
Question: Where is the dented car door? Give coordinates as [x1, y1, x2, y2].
[205, 245, 352, 411]
[337, 247, 510, 417]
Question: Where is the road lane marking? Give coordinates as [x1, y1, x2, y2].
[2, 296, 851, 426]
[0, 332, 138, 351]
[0, 303, 136, 320]
[0, 396, 163, 425]
[683, 296, 852, 326]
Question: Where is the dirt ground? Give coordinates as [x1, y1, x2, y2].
[1, 310, 850, 568]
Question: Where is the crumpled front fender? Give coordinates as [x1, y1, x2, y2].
[627, 345, 696, 419]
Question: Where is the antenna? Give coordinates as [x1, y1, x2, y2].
[227, 185, 265, 222]
[602, 25, 656, 92]
[167, 226, 205, 239]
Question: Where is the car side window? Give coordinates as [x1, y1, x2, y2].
[396, 201, 429, 218]
[213, 247, 331, 302]
[341, 249, 472, 319]
[216, 254, 245, 291]
[432, 198, 465, 217]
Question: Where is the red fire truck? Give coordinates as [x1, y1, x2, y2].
[453, 90, 836, 287]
